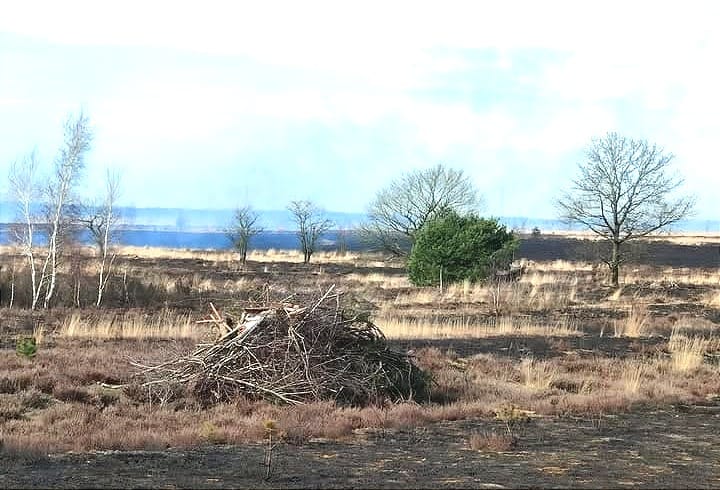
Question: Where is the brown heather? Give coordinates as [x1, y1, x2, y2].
[2, 248, 720, 454]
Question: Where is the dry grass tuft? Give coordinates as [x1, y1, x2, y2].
[620, 360, 647, 395]
[32, 324, 46, 346]
[247, 249, 363, 264]
[608, 287, 624, 302]
[391, 274, 580, 313]
[614, 303, 651, 338]
[469, 431, 516, 452]
[668, 331, 714, 372]
[524, 259, 595, 273]
[519, 358, 557, 391]
[703, 289, 720, 308]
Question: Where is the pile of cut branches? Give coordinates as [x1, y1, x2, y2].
[132, 286, 428, 406]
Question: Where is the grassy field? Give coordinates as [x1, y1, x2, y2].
[1, 239, 720, 485]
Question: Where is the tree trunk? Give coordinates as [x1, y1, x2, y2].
[96, 254, 106, 308]
[610, 240, 621, 287]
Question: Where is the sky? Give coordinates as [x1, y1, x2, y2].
[0, 1, 719, 219]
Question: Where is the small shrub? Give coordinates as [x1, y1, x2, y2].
[22, 389, 51, 410]
[16, 337, 37, 358]
[0, 394, 25, 421]
[53, 386, 93, 404]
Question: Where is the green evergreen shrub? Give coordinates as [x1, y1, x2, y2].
[15, 337, 37, 358]
[407, 211, 517, 286]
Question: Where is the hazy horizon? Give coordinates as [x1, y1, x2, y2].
[2, 201, 719, 234]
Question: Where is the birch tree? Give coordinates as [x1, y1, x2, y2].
[81, 169, 121, 307]
[42, 112, 93, 308]
[557, 132, 694, 286]
[8, 151, 42, 308]
[9, 112, 92, 309]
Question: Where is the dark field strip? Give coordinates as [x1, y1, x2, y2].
[3, 408, 719, 489]
[518, 237, 720, 269]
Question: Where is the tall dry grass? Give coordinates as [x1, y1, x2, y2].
[377, 315, 579, 339]
[247, 249, 376, 265]
[393, 278, 579, 313]
[346, 273, 411, 289]
[58, 310, 207, 340]
[703, 289, 720, 308]
[117, 246, 383, 266]
[624, 267, 720, 287]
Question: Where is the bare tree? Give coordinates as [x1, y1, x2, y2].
[227, 205, 263, 267]
[557, 132, 694, 286]
[287, 200, 333, 264]
[8, 151, 42, 309]
[363, 163, 481, 256]
[81, 169, 121, 307]
[41, 112, 92, 308]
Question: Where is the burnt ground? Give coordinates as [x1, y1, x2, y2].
[2, 407, 720, 489]
[518, 236, 720, 269]
[390, 335, 670, 360]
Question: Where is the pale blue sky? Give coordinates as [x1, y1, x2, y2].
[1, 1, 718, 218]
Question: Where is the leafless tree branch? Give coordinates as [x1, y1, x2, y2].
[227, 205, 263, 266]
[287, 200, 333, 264]
[557, 132, 694, 286]
[363, 164, 481, 256]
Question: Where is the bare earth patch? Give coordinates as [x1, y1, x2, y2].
[2, 408, 720, 488]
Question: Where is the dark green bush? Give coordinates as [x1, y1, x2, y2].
[15, 337, 37, 358]
[407, 211, 517, 286]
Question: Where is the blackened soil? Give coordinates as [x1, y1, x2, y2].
[519, 237, 720, 269]
[3, 408, 720, 489]
[390, 335, 669, 360]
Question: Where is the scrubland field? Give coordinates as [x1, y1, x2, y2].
[2, 236, 720, 488]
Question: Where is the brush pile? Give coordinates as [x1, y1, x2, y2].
[133, 286, 427, 406]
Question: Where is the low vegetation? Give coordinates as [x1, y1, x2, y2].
[2, 244, 720, 457]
